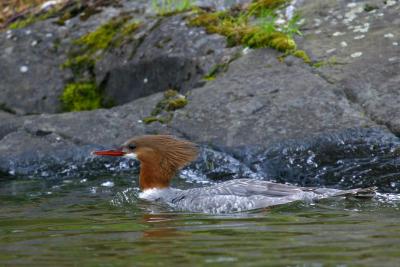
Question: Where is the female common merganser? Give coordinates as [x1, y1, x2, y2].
[94, 135, 374, 214]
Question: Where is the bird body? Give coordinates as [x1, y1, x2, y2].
[94, 135, 374, 214]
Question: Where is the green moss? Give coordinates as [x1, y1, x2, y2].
[142, 116, 161, 124]
[190, 12, 296, 51]
[248, 0, 291, 14]
[67, 16, 140, 61]
[8, 16, 36, 30]
[61, 82, 102, 111]
[188, 2, 312, 65]
[8, 9, 57, 30]
[188, 3, 299, 53]
[61, 54, 95, 74]
[312, 61, 324, 68]
[166, 97, 188, 111]
[143, 89, 188, 124]
[292, 50, 311, 63]
[312, 56, 338, 68]
[203, 63, 227, 80]
[152, 0, 194, 16]
[163, 89, 178, 98]
[75, 16, 130, 53]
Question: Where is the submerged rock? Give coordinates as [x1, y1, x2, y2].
[246, 128, 400, 193]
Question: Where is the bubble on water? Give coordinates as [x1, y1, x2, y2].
[111, 188, 139, 206]
[90, 187, 97, 194]
[180, 169, 211, 184]
[375, 193, 400, 206]
[118, 161, 131, 170]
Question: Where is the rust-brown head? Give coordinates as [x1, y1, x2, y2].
[93, 135, 198, 190]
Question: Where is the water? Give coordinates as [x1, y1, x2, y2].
[1, 174, 400, 267]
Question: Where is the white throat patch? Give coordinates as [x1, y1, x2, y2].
[124, 153, 137, 159]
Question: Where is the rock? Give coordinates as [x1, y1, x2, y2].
[297, 0, 400, 134]
[96, 13, 239, 106]
[247, 127, 400, 193]
[171, 48, 375, 148]
[0, 112, 22, 140]
[0, 4, 129, 114]
[0, 2, 236, 114]
[0, 92, 163, 175]
[0, 22, 70, 114]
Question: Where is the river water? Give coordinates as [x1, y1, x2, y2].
[1, 173, 399, 267]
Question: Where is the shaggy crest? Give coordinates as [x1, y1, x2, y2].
[125, 135, 198, 168]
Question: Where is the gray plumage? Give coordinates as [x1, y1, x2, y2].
[139, 179, 375, 214]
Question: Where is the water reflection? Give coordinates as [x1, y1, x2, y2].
[141, 214, 182, 239]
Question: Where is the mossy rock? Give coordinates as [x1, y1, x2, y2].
[249, 0, 291, 12]
[143, 89, 188, 124]
[8, 9, 57, 30]
[166, 97, 188, 111]
[188, 0, 303, 55]
[61, 55, 95, 75]
[142, 116, 161, 124]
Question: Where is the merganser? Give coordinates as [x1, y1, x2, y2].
[94, 135, 374, 214]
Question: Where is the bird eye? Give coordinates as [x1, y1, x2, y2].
[128, 144, 136, 150]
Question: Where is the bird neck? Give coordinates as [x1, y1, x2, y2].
[139, 160, 175, 191]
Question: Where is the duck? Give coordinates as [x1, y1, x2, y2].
[93, 135, 374, 214]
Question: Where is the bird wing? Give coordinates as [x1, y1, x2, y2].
[189, 179, 304, 198]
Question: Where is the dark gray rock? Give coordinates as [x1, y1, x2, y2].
[0, 92, 163, 175]
[96, 13, 239, 106]
[297, 0, 400, 134]
[0, 22, 69, 114]
[248, 127, 400, 193]
[0, 2, 236, 114]
[0, 112, 22, 140]
[0, 5, 129, 114]
[171, 48, 375, 148]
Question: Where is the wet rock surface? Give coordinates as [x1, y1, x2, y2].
[1, 0, 400, 193]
